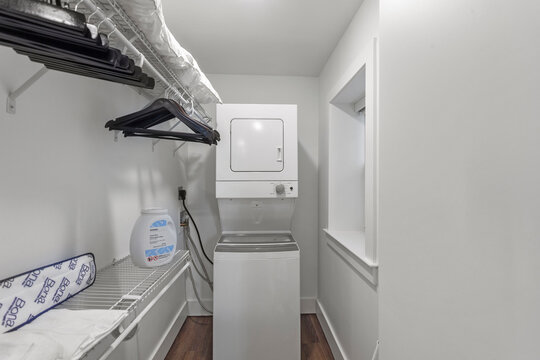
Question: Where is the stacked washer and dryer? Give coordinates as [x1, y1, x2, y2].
[213, 104, 300, 360]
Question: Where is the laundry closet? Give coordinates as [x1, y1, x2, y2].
[1, 0, 539, 360]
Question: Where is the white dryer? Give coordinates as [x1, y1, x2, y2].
[213, 104, 300, 360]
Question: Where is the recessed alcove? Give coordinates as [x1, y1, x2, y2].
[328, 67, 366, 234]
[325, 61, 378, 277]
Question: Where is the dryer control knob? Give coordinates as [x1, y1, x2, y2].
[275, 184, 286, 195]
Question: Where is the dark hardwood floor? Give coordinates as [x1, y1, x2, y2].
[300, 314, 335, 360]
[165, 315, 334, 360]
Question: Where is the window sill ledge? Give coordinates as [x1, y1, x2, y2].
[323, 229, 378, 286]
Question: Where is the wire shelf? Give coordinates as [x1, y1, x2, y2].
[66, 0, 213, 127]
[58, 250, 190, 312]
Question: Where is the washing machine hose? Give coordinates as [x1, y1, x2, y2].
[179, 201, 214, 314]
[186, 230, 213, 290]
[188, 267, 213, 314]
[182, 199, 214, 265]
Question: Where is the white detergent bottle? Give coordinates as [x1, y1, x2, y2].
[130, 208, 177, 268]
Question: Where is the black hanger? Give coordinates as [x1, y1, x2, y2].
[19, 52, 155, 89]
[108, 98, 216, 137]
[0, 0, 155, 89]
[0, 0, 88, 35]
[105, 99, 220, 145]
[39, 0, 62, 7]
[0, 32, 154, 88]
[0, 15, 109, 50]
[0, 25, 130, 68]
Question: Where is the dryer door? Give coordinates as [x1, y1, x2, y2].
[216, 104, 298, 183]
[230, 118, 284, 172]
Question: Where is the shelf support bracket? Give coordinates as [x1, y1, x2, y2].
[173, 141, 186, 156]
[6, 66, 48, 114]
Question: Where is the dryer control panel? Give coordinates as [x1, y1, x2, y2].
[271, 182, 296, 197]
[216, 181, 298, 198]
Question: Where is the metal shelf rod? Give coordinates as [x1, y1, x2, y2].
[76, 0, 213, 150]
[78, 0, 211, 122]
[97, 260, 191, 360]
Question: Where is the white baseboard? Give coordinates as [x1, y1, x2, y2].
[301, 297, 317, 313]
[187, 297, 318, 316]
[187, 298, 213, 316]
[186, 298, 358, 360]
[151, 300, 188, 360]
[316, 300, 347, 360]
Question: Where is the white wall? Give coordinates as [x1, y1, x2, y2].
[0, 47, 188, 277]
[328, 104, 365, 231]
[318, 0, 379, 359]
[184, 74, 319, 312]
[378, 0, 540, 359]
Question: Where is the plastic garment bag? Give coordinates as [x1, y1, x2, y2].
[114, 0, 221, 103]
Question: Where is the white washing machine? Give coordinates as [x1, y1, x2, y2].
[214, 104, 300, 360]
[213, 233, 299, 360]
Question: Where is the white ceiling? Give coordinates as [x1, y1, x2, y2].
[161, 0, 364, 76]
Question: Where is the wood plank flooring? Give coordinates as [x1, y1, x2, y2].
[300, 314, 335, 360]
[165, 315, 334, 360]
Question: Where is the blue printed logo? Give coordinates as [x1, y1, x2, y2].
[22, 271, 41, 288]
[0, 278, 14, 289]
[150, 220, 167, 228]
[68, 259, 78, 270]
[87, 262, 96, 285]
[34, 277, 56, 304]
[76, 264, 90, 285]
[145, 245, 175, 257]
[52, 277, 70, 303]
[2, 297, 26, 328]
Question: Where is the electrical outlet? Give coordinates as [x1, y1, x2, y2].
[178, 186, 187, 200]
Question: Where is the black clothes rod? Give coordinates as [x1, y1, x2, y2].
[0, 0, 155, 89]
[105, 98, 220, 146]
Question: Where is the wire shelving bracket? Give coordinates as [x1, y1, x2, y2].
[6, 66, 48, 114]
[69, 0, 216, 150]
[57, 250, 191, 360]
[69, 0, 214, 125]
[5, 0, 216, 146]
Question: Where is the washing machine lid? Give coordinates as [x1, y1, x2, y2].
[216, 233, 298, 252]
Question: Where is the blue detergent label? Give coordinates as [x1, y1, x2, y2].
[150, 220, 167, 228]
[144, 218, 174, 264]
[145, 245, 175, 257]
